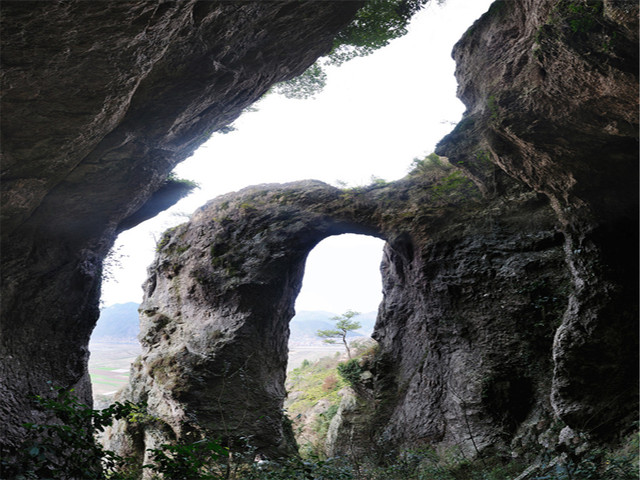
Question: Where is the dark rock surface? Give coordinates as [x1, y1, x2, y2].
[105, 172, 571, 460]
[0, 0, 361, 447]
[1, 0, 637, 465]
[436, 0, 639, 436]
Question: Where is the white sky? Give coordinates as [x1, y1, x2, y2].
[101, 0, 494, 313]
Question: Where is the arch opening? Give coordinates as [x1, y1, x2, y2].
[285, 233, 386, 457]
[288, 233, 385, 368]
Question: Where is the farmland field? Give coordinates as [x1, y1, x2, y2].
[89, 341, 141, 404]
[89, 341, 345, 404]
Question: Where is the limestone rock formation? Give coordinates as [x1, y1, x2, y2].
[1, 0, 637, 468]
[106, 167, 572, 461]
[436, 0, 639, 435]
[106, 180, 382, 460]
[107, 0, 638, 464]
[0, 0, 361, 447]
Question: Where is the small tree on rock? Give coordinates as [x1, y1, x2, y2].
[317, 310, 362, 359]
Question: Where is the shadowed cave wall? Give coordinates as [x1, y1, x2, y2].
[0, 0, 362, 447]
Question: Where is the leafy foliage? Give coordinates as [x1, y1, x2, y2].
[272, 63, 327, 100]
[408, 153, 479, 205]
[275, 0, 430, 99]
[1, 386, 147, 479]
[408, 152, 450, 177]
[317, 310, 362, 359]
[3, 386, 638, 480]
[561, 0, 603, 34]
[165, 172, 200, 190]
[328, 0, 429, 66]
[337, 359, 364, 387]
[146, 439, 229, 480]
[531, 438, 640, 480]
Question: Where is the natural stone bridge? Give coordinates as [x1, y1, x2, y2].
[1, 0, 637, 465]
[105, 176, 571, 462]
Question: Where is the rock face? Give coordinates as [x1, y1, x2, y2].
[436, 0, 639, 436]
[0, 0, 361, 447]
[108, 173, 573, 460]
[1, 0, 637, 466]
[107, 0, 637, 462]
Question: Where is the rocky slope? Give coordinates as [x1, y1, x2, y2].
[1, 0, 637, 469]
[0, 0, 362, 448]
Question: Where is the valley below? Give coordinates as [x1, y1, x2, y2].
[89, 340, 346, 405]
[88, 304, 374, 404]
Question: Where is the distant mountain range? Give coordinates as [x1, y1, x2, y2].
[91, 303, 377, 345]
[289, 310, 376, 346]
[91, 302, 140, 342]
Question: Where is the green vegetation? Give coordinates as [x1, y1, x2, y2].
[285, 341, 375, 459]
[408, 152, 450, 177]
[408, 153, 479, 205]
[535, 0, 613, 58]
[287, 354, 347, 418]
[1, 386, 148, 479]
[316, 310, 362, 359]
[431, 170, 474, 201]
[3, 384, 638, 479]
[336, 359, 364, 387]
[328, 0, 429, 65]
[146, 440, 228, 480]
[165, 172, 200, 191]
[561, 0, 603, 34]
[155, 224, 184, 252]
[275, 0, 431, 99]
[271, 63, 328, 100]
[286, 354, 347, 458]
[369, 175, 389, 187]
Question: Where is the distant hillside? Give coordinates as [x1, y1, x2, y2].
[290, 310, 376, 346]
[91, 302, 140, 342]
[90, 304, 377, 345]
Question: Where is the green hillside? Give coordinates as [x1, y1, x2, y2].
[285, 339, 376, 458]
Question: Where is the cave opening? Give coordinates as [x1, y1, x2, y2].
[87, 0, 493, 406]
[87, 0, 495, 410]
[285, 233, 385, 457]
[287, 233, 385, 369]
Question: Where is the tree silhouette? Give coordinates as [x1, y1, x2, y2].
[317, 310, 362, 359]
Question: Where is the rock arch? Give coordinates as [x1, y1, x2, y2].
[107, 176, 572, 461]
[0, 1, 363, 447]
[110, 181, 390, 458]
[2, 0, 637, 466]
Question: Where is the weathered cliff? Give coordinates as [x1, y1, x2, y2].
[107, 0, 638, 465]
[436, 0, 639, 436]
[0, 0, 362, 447]
[1, 0, 637, 469]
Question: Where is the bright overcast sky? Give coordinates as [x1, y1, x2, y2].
[101, 0, 494, 314]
